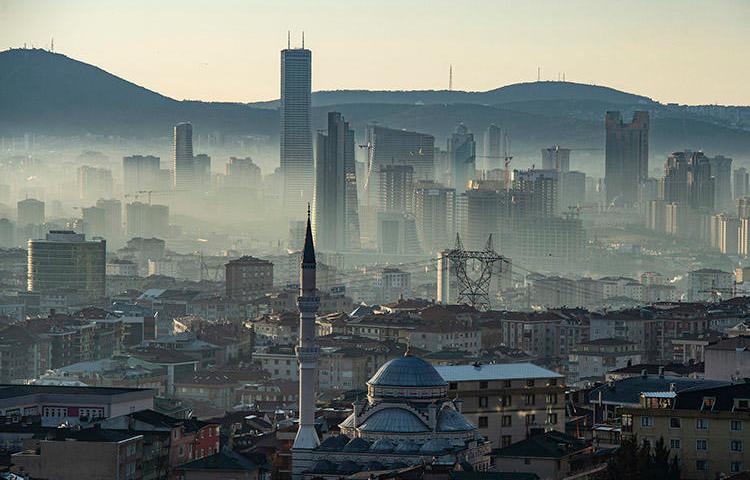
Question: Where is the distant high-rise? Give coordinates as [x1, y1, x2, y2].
[364, 125, 435, 207]
[122, 155, 160, 193]
[605, 111, 649, 205]
[541, 146, 570, 173]
[708, 155, 732, 211]
[483, 124, 507, 172]
[414, 181, 456, 253]
[193, 153, 211, 191]
[280, 44, 313, 215]
[735, 167, 749, 200]
[448, 124, 476, 194]
[173, 122, 194, 190]
[126, 202, 169, 239]
[225, 157, 262, 190]
[96, 198, 122, 245]
[81, 206, 105, 238]
[17, 198, 44, 227]
[379, 164, 414, 213]
[77, 165, 113, 202]
[312, 112, 360, 252]
[28, 230, 106, 300]
[514, 169, 559, 217]
[663, 151, 715, 211]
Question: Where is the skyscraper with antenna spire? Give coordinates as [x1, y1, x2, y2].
[280, 33, 313, 216]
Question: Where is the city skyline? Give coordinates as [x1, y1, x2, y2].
[2, 0, 749, 105]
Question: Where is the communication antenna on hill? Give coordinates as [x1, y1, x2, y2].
[287, 31, 290, 49]
[50, 38, 54, 52]
[302, 31, 305, 49]
[449, 64, 453, 91]
[537, 67, 540, 82]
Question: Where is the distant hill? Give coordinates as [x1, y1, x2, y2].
[253, 81, 656, 109]
[1, 48, 750, 160]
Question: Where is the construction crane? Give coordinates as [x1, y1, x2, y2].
[476, 154, 514, 190]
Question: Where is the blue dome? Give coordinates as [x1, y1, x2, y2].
[368, 355, 447, 388]
[359, 408, 429, 433]
[437, 408, 476, 432]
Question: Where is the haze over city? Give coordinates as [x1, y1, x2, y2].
[1, 2, 750, 480]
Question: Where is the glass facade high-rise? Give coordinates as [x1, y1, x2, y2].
[280, 46, 313, 216]
[312, 112, 360, 252]
[173, 122, 194, 190]
[605, 111, 649, 205]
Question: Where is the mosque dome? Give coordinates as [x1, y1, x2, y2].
[437, 407, 476, 432]
[359, 408, 429, 433]
[367, 355, 447, 388]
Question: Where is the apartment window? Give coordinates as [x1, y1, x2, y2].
[546, 393, 558, 404]
[525, 414, 536, 426]
[670, 439, 681, 449]
[731, 462, 743, 473]
[478, 416, 488, 428]
[524, 459, 531, 465]
[503, 380, 512, 388]
[502, 415, 512, 427]
[479, 396, 488, 408]
[735, 398, 750, 410]
[547, 413, 558, 425]
[696, 460, 708, 472]
[524, 394, 535, 406]
[449, 382, 458, 390]
[501, 395, 512, 407]
[696, 418, 709, 430]
[701, 397, 716, 410]
[696, 439, 708, 451]
[731, 420, 743, 432]
[479, 381, 488, 389]
[641, 416, 654, 428]
[526, 379, 535, 387]
[731, 440, 743, 452]
[501, 435, 512, 448]
[548, 378, 557, 386]
[669, 417, 681, 429]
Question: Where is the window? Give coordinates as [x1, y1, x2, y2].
[524, 459, 531, 465]
[547, 413, 558, 425]
[526, 379, 535, 387]
[178, 445, 185, 457]
[696, 418, 709, 430]
[701, 397, 716, 410]
[503, 380, 512, 388]
[449, 382, 458, 390]
[478, 416, 488, 428]
[525, 414, 536, 426]
[731, 440, 743, 452]
[548, 379, 557, 386]
[735, 398, 750, 410]
[479, 396, 488, 408]
[479, 381, 488, 389]
[731, 420, 743, 432]
[670, 439, 681, 449]
[731, 462, 743, 473]
[696, 439, 708, 451]
[696, 460, 708, 472]
[502, 415, 512, 427]
[500, 395, 512, 407]
[501, 435, 512, 448]
[669, 417, 681, 429]
[524, 394, 535, 406]
[641, 416, 654, 428]
[546, 393, 558, 404]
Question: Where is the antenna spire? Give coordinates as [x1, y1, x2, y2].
[287, 31, 290, 49]
[302, 31, 305, 49]
[449, 64, 453, 91]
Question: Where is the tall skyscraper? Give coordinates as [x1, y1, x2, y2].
[173, 122, 194, 190]
[364, 125, 435, 207]
[448, 124, 476, 194]
[28, 230, 106, 300]
[280, 44, 313, 215]
[96, 198, 123, 246]
[483, 124, 507, 172]
[77, 165, 113, 202]
[81, 206, 105, 238]
[312, 112, 360, 252]
[379, 164, 414, 213]
[735, 167, 749, 200]
[605, 111, 649, 205]
[292, 210, 320, 452]
[708, 155, 733, 211]
[122, 155, 160, 193]
[514, 169, 560, 217]
[17, 198, 44, 227]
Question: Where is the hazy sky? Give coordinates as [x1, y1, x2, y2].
[1, 0, 749, 105]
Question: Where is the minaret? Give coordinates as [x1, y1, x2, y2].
[293, 206, 321, 450]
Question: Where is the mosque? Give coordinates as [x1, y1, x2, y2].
[290, 210, 491, 478]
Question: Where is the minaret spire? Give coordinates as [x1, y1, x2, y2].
[293, 207, 320, 455]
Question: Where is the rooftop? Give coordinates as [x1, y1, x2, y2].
[495, 431, 590, 459]
[0, 384, 150, 399]
[435, 363, 562, 382]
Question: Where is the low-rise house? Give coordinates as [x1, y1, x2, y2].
[493, 431, 596, 480]
[568, 338, 642, 385]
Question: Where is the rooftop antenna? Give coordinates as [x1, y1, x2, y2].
[50, 38, 54, 52]
[537, 67, 541, 82]
[302, 31, 305, 49]
[287, 31, 290, 49]
[449, 64, 453, 91]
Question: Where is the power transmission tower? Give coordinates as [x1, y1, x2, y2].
[443, 233, 507, 311]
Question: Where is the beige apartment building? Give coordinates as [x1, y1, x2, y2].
[435, 363, 565, 449]
[621, 383, 750, 479]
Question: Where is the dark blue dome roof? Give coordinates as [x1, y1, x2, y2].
[368, 355, 447, 388]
